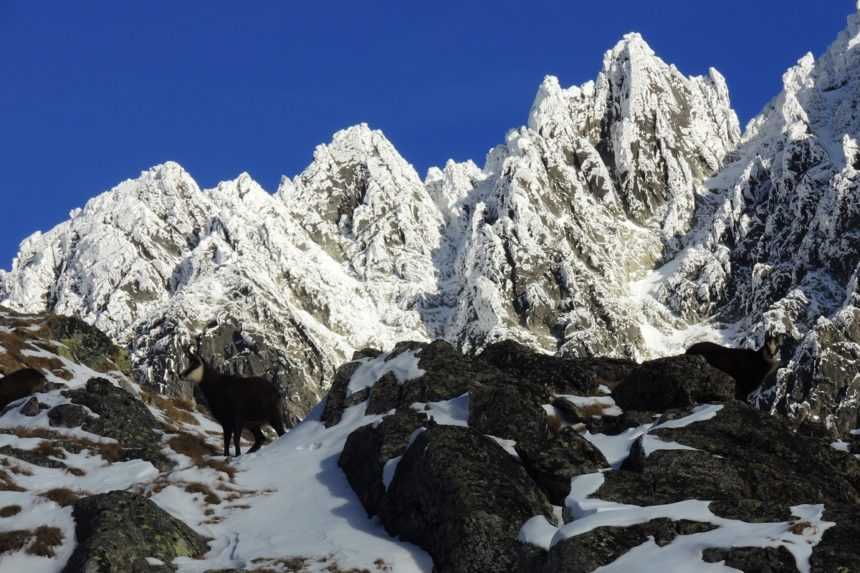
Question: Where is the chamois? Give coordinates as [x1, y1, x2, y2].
[180, 348, 286, 457]
[0, 368, 48, 409]
[685, 332, 784, 400]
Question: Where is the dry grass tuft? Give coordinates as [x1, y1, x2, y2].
[3, 460, 33, 477]
[167, 433, 215, 462]
[790, 520, 815, 535]
[0, 526, 64, 558]
[0, 530, 30, 555]
[577, 402, 611, 418]
[184, 482, 221, 505]
[4, 427, 123, 463]
[28, 526, 63, 557]
[167, 433, 236, 480]
[41, 488, 82, 507]
[144, 393, 199, 426]
[33, 440, 66, 460]
[0, 469, 24, 492]
[0, 505, 21, 518]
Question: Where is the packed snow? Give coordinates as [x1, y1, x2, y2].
[583, 404, 722, 468]
[346, 349, 425, 395]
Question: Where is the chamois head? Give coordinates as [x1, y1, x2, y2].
[179, 342, 207, 385]
[761, 332, 784, 365]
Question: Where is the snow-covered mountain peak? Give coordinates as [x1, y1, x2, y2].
[603, 31, 656, 65]
[281, 123, 443, 289]
[4, 13, 860, 439]
[424, 159, 483, 223]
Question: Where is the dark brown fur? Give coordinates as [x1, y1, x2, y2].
[0, 368, 47, 409]
[181, 355, 285, 457]
[686, 333, 784, 400]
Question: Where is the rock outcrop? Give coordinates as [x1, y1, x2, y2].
[332, 340, 860, 572]
[63, 491, 209, 573]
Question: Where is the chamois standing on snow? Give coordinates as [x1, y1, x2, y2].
[685, 332, 785, 400]
[180, 347, 286, 457]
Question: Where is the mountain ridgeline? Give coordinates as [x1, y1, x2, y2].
[2, 10, 860, 434]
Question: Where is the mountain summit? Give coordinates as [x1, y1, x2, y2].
[3, 13, 860, 433]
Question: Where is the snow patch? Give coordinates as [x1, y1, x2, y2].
[410, 393, 470, 427]
[347, 350, 425, 395]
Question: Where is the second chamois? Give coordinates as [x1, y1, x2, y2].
[685, 332, 784, 400]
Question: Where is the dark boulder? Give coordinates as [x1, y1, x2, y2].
[612, 354, 735, 412]
[339, 409, 436, 516]
[324, 340, 515, 427]
[63, 491, 209, 573]
[810, 505, 860, 572]
[0, 368, 49, 409]
[380, 425, 554, 573]
[392, 340, 508, 410]
[18, 396, 44, 417]
[45, 314, 131, 375]
[48, 403, 90, 428]
[68, 378, 172, 470]
[646, 402, 860, 508]
[321, 360, 369, 427]
[543, 519, 716, 573]
[707, 499, 793, 523]
[516, 427, 608, 505]
[469, 382, 548, 447]
[702, 546, 798, 572]
[366, 371, 404, 416]
[479, 339, 622, 395]
[599, 449, 750, 506]
[595, 402, 860, 510]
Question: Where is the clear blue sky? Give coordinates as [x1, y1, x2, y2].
[0, 1, 853, 269]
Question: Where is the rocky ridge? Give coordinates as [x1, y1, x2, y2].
[329, 339, 860, 572]
[1, 8, 860, 434]
[1, 307, 859, 571]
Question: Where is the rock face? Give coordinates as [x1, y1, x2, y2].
[339, 408, 436, 516]
[545, 519, 716, 573]
[67, 377, 172, 470]
[64, 491, 209, 573]
[604, 401, 860, 508]
[516, 427, 608, 505]
[612, 354, 735, 411]
[654, 10, 860, 433]
[332, 340, 860, 572]
[380, 425, 554, 573]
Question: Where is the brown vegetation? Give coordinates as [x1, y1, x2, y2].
[0, 505, 21, 518]
[184, 482, 221, 505]
[167, 432, 236, 480]
[143, 392, 200, 426]
[0, 526, 64, 558]
[28, 526, 63, 557]
[3, 427, 123, 463]
[41, 488, 82, 507]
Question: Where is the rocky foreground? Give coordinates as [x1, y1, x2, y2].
[0, 308, 859, 572]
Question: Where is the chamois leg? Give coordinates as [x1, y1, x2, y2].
[222, 424, 233, 458]
[233, 417, 243, 457]
[270, 409, 286, 437]
[249, 426, 266, 453]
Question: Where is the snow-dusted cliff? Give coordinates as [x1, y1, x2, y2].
[2, 8, 859, 431]
[657, 8, 860, 433]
